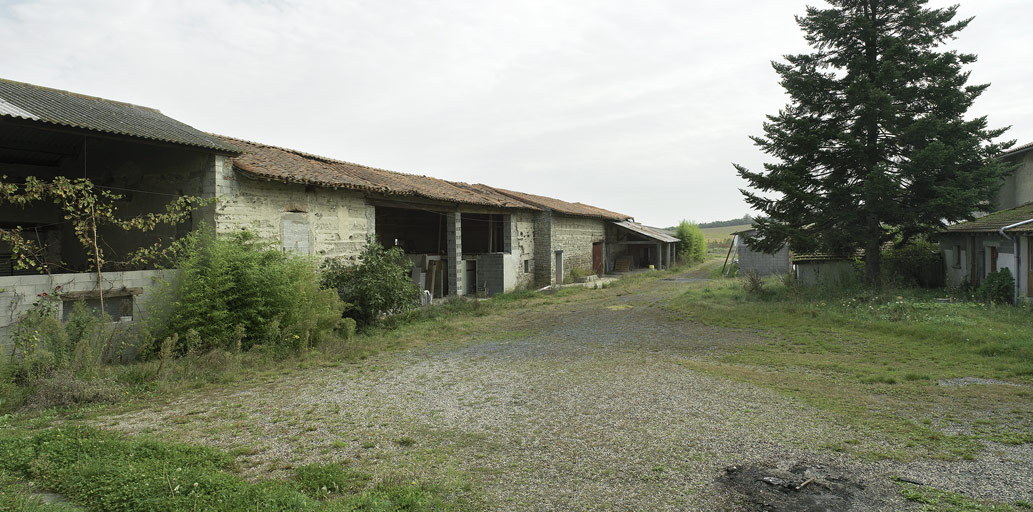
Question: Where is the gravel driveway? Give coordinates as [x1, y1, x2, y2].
[101, 274, 1032, 510]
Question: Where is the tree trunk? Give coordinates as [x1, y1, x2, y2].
[91, 204, 104, 315]
[865, 214, 882, 289]
[862, 0, 882, 289]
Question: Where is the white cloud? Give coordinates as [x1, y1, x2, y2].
[1, 0, 1030, 226]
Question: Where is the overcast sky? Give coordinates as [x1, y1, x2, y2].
[2, 0, 1030, 226]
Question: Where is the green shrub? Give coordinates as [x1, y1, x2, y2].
[740, 270, 764, 295]
[320, 238, 420, 326]
[674, 220, 706, 264]
[882, 238, 943, 287]
[158, 231, 343, 354]
[976, 268, 1014, 305]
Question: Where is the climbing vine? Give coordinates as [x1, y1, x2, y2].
[0, 175, 214, 310]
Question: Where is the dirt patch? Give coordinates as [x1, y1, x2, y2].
[937, 377, 1026, 388]
[718, 462, 869, 511]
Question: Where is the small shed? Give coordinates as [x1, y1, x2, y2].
[792, 253, 857, 286]
[608, 221, 680, 272]
[730, 228, 791, 276]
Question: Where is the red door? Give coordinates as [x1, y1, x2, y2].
[592, 243, 604, 276]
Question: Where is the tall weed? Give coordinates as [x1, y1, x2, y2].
[155, 231, 343, 354]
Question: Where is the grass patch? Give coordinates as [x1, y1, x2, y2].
[665, 271, 1033, 460]
[0, 468, 81, 511]
[897, 480, 1023, 511]
[0, 425, 456, 511]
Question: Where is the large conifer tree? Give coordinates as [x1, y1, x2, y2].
[735, 0, 1013, 286]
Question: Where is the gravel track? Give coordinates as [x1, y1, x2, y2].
[102, 273, 1033, 510]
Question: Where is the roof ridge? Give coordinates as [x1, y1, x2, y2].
[211, 133, 446, 181]
[1002, 140, 1033, 158]
[0, 77, 160, 113]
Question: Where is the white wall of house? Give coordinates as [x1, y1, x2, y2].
[507, 211, 537, 291]
[940, 233, 1033, 301]
[997, 151, 1033, 210]
[214, 162, 374, 262]
[941, 238, 971, 288]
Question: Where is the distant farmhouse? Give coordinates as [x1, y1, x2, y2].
[0, 78, 677, 338]
[939, 142, 1033, 300]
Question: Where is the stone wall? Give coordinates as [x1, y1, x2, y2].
[475, 253, 506, 296]
[552, 214, 605, 280]
[511, 211, 536, 290]
[214, 164, 373, 262]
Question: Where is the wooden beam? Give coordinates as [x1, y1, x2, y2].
[62, 287, 142, 300]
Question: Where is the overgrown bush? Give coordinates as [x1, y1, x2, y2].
[2, 294, 130, 410]
[976, 268, 1014, 304]
[157, 231, 343, 354]
[882, 238, 943, 287]
[740, 270, 764, 295]
[320, 238, 420, 326]
[674, 220, 707, 264]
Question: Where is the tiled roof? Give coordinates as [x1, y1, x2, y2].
[1001, 141, 1033, 159]
[480, 186, 631, 221]
[943, 203, 1033, 233]
[790, 251, 858, 263]
[0, 78, 239, 153]
[219, 136, 541, 210]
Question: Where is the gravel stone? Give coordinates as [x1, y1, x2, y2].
[99, 273, 1033, 510]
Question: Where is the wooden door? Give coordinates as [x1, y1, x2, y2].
[990, 246, 999, 273]
[592, 242, 604, 276]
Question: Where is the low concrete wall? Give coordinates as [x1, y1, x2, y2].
[0, 270, 173, 353]
[794, 261, 855, 287]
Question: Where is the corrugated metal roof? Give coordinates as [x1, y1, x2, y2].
[219, 135, 542, 210]
[613, 220, 679, 242]
[943, 202, 1033, 233]
[482, 186, 631, 221]
[0, 78, 240, 154]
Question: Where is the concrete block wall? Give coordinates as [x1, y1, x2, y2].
[737, 241, 792, 277]
[533, 211, 553, 286]
[214, 161, 373, 262]
[446, 212, 464, 296]
[475, 253, 506, 296]
[0, 270, 173, 353]
[795, 261, 855, 287]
